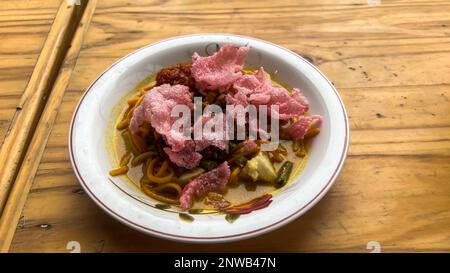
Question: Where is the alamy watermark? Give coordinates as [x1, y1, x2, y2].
[65, 240, 381, 253]
[170, 97, 279, 151]
[66, 241, 81, 253]
[366, 241, 382, 253]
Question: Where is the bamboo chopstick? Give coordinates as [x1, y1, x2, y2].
[0, 2, 79, 214]
[0, 0, 97, 252]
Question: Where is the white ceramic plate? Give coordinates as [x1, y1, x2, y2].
[69, 34, 349, 243]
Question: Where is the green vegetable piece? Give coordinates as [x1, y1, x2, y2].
[200, 160, 219, 171]
[234, 155, 248, 168]
[276, 161, 294, 187]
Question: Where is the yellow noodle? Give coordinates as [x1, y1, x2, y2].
[142, 81, 156, 91]
[141, 184, 179, 204]
[135, 92, 146, 106]
[126, 107, 135, 120]
[116, 105, 134, 130]
[152, 183, 182, 196]
[304, 127, 320, 139]
[119, 152, 132, 166]
[127, 96, 140, 106]
[121, 105, 133, 121]
[156, 160, 169, 177]
[116, 119, 129, 130]
[109, 166, 129, 176]
[130, 131, 146, 153]
[131, 151, 156, 166]
[122, 130, 139, 155]
[146, 158, 174, 184]
[270, 151, 285, 162]
[229, 167, 241, 185]
[295, 141, 306, 157]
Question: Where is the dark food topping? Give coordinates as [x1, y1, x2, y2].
[155, 63, 196, 90]
[199, 160, 219, 171]
[200, 145, 227, 162]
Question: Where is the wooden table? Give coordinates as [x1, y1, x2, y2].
[0, 0, 61, 147]
[0, 0, 449, 253]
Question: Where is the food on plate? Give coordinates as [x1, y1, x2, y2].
[109, 44, 322, 212]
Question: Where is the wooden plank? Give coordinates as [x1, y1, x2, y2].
[0, 0, 81, 213]
[0, 0, 97, 253]
[7, 0, 450, 252]
[0, 0, 61, 152]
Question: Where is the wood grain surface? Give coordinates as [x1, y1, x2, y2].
[4, 0, 450, 252]
[0, 0, 62, 206]
[0, 0, 96, 252]
[0, 0, 61, 145]
[0, 0, 80, 213]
